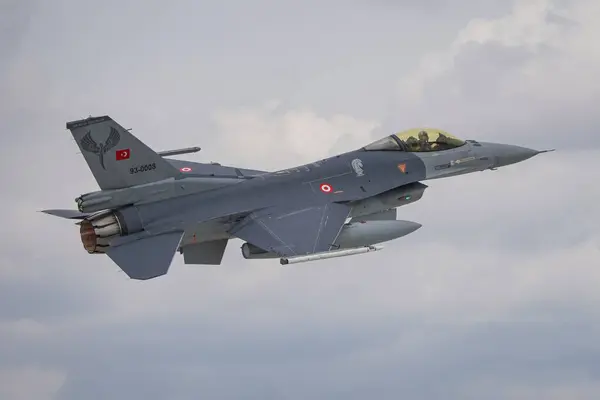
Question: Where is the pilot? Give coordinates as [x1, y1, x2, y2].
[417, 130, 431, 151]
[435, 132, 450, 150]
[405, 136, 419, 151]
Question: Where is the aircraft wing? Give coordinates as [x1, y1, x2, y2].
[229, 203, 351, 257]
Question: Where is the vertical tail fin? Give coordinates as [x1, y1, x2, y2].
[66, 115, 180, 190]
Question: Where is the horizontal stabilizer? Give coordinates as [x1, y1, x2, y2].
[106, 231, 184, 280]
[41, 209, 90, 219]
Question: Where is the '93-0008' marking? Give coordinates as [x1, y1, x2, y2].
[130, 163, 156, 174]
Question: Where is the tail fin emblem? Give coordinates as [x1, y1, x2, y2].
[351, 158, 365, 177]
[79, 127, 121, 170]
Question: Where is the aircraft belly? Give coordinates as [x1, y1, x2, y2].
[348, 182, 427, 218]
[350, 208, 397, 222]
[240, 219, 422, 259]
[181, 239, 229, 265]
[179, 219, 232, 247]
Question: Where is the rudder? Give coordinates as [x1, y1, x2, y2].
[66, 115, 180, 190]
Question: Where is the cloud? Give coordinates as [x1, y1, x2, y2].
[0, 365, 66, 400]
[393, 0, 600, 149]
[400, 0, 578, 97]
[211, 100, 380, 169]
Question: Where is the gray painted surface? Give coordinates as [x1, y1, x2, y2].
[43, 116, 549, 280]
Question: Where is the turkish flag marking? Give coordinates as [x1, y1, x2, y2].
[116, 149, 130, 160]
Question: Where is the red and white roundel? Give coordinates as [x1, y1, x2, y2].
[320, 183, 332, 193]
[180, 167, 192, 172]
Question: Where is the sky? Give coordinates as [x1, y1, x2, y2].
[1, 0, 600, 398]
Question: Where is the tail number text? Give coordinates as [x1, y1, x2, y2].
[130, 163, 156, 174]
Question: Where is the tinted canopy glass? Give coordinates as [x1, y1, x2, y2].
[394, 128, 465, 152]
[364, 128, 465, 152]
[363, 136, 402, 151]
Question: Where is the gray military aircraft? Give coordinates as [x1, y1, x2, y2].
[42, 116, 553, 280]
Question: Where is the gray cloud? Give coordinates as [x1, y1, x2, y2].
[391, 0, 600, 150]
[0, 0, 36, 71]
[2, 0, 600, 399]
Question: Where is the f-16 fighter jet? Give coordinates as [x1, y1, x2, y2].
[42, 116, 553, 280]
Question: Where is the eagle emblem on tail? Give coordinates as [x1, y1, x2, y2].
[79, 127, 121, 170]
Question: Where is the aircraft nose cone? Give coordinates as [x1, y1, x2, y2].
[482, 143, 543, 168]
[496, 146, 540, 167]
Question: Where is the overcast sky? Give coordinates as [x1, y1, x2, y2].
[1, 0, 600, 398]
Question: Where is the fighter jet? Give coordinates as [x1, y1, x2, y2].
[42, 116, 553, 280]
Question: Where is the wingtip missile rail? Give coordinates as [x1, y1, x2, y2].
[280, 245, 383, 265]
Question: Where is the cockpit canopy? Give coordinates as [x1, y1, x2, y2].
[364, 128, 466, 152]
